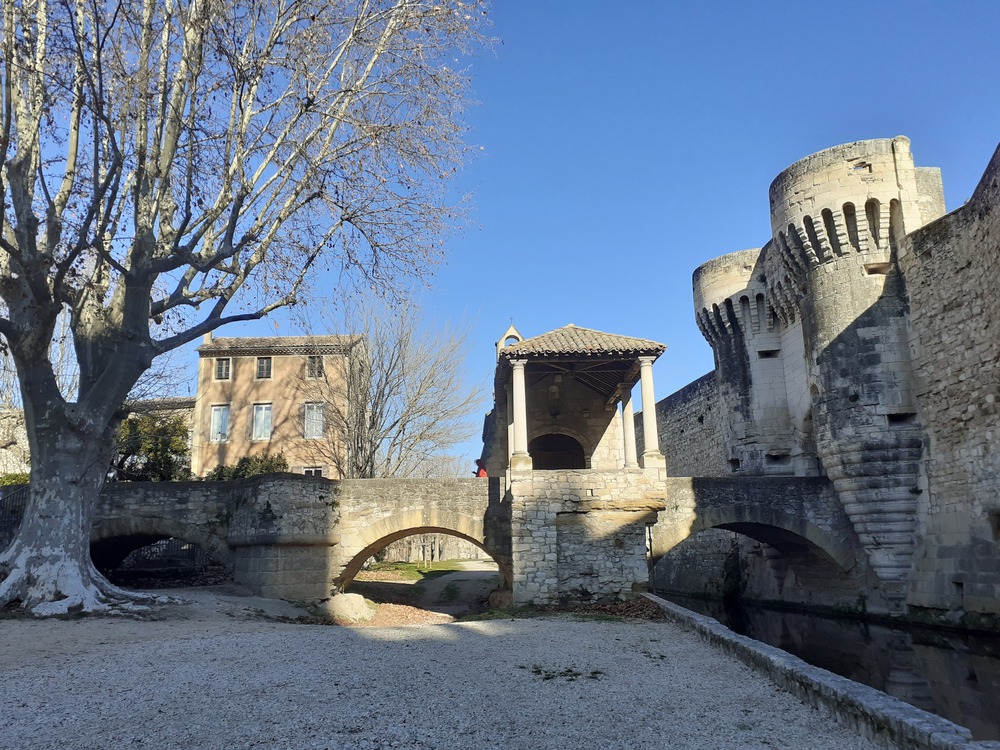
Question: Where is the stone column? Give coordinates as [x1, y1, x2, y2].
[510, 359, 532, 473]
[639, 356, 665, 469]
[621, 388, 638, 468]
[505, 383, 514, 462]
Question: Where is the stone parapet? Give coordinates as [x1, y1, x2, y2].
[646, 595, 991, 750]
[91, 474, 508, 603]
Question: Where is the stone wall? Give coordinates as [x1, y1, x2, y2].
[641, 372, 728, 477]
[331, 477, 505, 585]
[650, 476, 860, 565]
[898, 144, 1000, 620]
[229, 476, 504, 598]
[506, 469, 869, 609]
[229, 475, 342, 599]
[509, 467, 666, 605]
[650, 527, 736, 597]
[649, 597, 986, 750]
[648, 137, 1000, 625]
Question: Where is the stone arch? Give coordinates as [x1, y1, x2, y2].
[335, 508, 510, 591]
[527, 425, 591, 466]
[653, 505, 855, 575]
[528, 432, 586, 470]
[90, 516, 234, 572]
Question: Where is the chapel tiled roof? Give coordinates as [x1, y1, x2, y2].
[499, 324, 665, 359]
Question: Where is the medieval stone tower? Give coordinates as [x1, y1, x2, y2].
[692, 137, 947, 603]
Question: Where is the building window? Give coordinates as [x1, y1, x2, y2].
[306, 355, 325, 379]
[210, 405, 229, 442]
[304, 402, 324, 439]
[214, 358, 231, 380]
[304, 466, 323, 477]
[252, 403, 272, 440]
[256, 357, 272, 379]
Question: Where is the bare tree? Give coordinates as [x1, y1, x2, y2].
[0, 0, 486, 614]
[295, 300, 482, 479]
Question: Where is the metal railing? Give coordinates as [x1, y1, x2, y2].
[0, 484, 28, 548]
[118, 537, 214, 572]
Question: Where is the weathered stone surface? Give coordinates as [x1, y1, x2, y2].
[899, 143, 1000, 618]
[637, 372, 728, 477]
[647, 594, 986, 750]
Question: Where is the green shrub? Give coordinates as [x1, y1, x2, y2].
[114, 413, 191, 481]
[0, 472, 29, 487]
[205, 453, 288, 481]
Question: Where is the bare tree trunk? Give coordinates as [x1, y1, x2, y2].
[0, 418, 151, 614]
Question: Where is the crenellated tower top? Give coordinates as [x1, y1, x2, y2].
[768, 137, 944, 277]
[693, 248, 769, 347]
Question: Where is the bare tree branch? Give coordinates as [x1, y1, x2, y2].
[0, 0, 488, 614]
[294, 298, 483, 479]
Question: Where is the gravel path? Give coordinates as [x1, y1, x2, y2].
[0, 590, 884, 750]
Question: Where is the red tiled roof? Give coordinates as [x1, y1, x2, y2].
[499, 324, 665, 359]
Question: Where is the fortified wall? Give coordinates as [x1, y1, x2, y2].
[651, 137, 1000, 624]
[898, 147, 1000, 620]
[643, 373, 727, 477]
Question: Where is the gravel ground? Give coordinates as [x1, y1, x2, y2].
[0, 588, 885, 750]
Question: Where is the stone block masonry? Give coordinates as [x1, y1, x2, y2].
[637, 371, 728, 477]
[90, 469, 871, 609]
[510, 467, 666, 606]
[898, 144, 1000, 621]
[91, 474, 507, 603]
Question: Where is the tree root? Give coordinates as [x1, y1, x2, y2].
[0, 547, 178, 617]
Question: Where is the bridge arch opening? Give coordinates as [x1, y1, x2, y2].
[339, 527, 507, 617]
[651, 523, 865, 610]
[338, 526, 509, 590]
[90, 519, 233, 587]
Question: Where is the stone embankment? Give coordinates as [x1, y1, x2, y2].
[645, 595, 1000, 750]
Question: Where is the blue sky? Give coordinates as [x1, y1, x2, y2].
[216, 2, 1000, 464]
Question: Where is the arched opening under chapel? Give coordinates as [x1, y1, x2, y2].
[529, 433, 586, 470]
[650, 523, 865, 612]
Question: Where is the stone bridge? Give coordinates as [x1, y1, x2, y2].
[17, 470, 863, 605]
[91, 474, 510, 600]
[650, 476, 862, 573]
[508, 468, 863, 606]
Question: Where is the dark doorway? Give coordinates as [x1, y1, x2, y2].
[529, 433, 586, 470]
